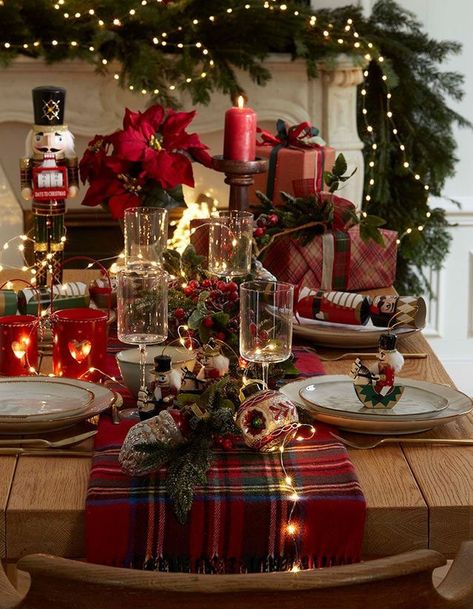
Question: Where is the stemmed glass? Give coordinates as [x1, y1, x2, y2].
[208, 210, 253, 278]
[117, 268, 168, 408]
[117, 207, 169, 416]
[124, 206, 168, 268]
[239, 281, 294, 389]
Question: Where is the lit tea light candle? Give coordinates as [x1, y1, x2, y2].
[223, 95, 257, 161]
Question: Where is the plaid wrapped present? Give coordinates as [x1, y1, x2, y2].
[189, 217, 210, 258]
[86, 348, 366, 572]
[248, 119, 336, 205]
[262, 226, 398, 292]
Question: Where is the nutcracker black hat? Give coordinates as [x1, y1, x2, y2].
[32, 86, 66, 126]
[378, 332, 397, 352]
[154, 355, 172, 372]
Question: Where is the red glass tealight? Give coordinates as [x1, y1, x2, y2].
[0, 315, 38, 376]
[52, 308, 107, 379]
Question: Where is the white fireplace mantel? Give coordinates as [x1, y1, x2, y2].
[0, 55, 364, 265]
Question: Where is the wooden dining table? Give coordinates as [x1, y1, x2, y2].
[0, 271, 472, 573]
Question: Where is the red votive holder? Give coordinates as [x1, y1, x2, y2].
[53, 308, 107, 379]
[0, 315, 38, 376]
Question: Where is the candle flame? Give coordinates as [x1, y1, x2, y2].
[237, 95, 244, 109]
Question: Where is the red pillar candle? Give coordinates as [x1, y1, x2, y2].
[223, 96, 257, 161]
[52, 308, 107, 379]
[0, 315, 38, 376]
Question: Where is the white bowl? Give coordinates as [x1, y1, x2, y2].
[116, 345, 196, 396]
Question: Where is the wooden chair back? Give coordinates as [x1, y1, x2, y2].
[1, 542, 473, 609]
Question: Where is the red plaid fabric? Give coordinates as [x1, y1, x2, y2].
[262, 227, 397, 292]
[86, 348, 366, 572]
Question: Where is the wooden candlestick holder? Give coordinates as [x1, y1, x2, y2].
[212, 155, 267, 212]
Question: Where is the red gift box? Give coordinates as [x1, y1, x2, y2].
[249, 120, 336, 205]
[261, 226, 398, 292]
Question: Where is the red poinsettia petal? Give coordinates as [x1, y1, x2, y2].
[139, 105, 165, 131]
[108, 191, 141, 220]
[165, 130, 206, 152]
[123, 108, 142, 130]
[79, 135, 111, 183]
[138, 121, 158, 142]
[81, 178, 113, 207]
[162, 110, 196, 138]
[142, 150, 193, 189]
[189, 146, 213, 168]
[165, 151, 195, 188]
[105, 157, 135, 175]
[113, 128, 147, 162]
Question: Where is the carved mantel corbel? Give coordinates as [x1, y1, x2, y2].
[317, 55, 365, 207]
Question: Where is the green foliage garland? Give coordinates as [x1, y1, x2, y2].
[0, 0, 469, 292]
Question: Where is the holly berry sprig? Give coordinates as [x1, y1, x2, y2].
[169, 278, 240, 348]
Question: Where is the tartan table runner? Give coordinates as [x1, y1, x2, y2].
[86, 347, 366, 572]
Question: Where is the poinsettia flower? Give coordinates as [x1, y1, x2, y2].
[243, 409, 267, 437]
[113, 104, 212, 189]
[81, 158, 144, 219]
[79, 135, 113, 184]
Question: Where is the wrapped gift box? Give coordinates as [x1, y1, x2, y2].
[18, 282, 90, 315]
[248, 120, 336, 205]
[0, 290, 18, 316]
[261, 227, 398, 292]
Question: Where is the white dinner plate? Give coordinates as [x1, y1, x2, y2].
[0, 378, 94, 420]
[300, 378, 448, 418]
[281, 375, 472, 434]
[293, 318, 419, 348]
[0, 377, 117, 434]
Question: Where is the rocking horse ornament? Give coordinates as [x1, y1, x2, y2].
[350, 332, 405, 409]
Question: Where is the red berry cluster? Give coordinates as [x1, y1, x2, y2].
[172, 279, 240, 343]
[253, 213, 279, 238]
[180, 279, 239, 308]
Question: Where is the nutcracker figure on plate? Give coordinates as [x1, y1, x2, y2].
[20, 86, 79, 286]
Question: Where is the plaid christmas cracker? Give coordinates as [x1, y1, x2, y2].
[86, 349, 366, 572]
[262, 227, 397, 292]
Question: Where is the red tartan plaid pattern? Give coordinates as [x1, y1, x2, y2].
[262, 227, 397, 291]
[86, 421, 365, 572]
[85, 347, 366, 572]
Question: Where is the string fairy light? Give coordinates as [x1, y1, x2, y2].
[0, 2, 434, 248]
[277, 423, 316, 571]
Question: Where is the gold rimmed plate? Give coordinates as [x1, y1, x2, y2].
[281, 375, 472, 435]
[293, 319, 419, 349]
[0, 378, 117, 434]
[0, 378, 95, 420]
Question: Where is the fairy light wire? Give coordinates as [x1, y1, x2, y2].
[0, 4, 434, 238]
[278, 422, 316, 571]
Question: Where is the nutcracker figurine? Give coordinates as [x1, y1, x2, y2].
[20, 86, 79, 286]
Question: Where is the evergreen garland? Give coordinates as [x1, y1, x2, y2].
[0, 0, 469, 292]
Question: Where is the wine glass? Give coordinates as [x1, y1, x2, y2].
[239, 280, 294, 389]
[124, 206, 168, 268]
[208, 210, 253, 278]
[117, 266, 168, 416]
